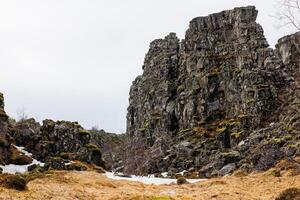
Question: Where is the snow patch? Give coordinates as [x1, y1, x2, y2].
[161, 172, 168, 178]
[105, 172, 205, 185]
[0, 145, 45, 174]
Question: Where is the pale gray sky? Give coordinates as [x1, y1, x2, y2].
[0, 0, 294, 133]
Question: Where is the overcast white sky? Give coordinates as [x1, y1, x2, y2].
[0, 0, 294, 133]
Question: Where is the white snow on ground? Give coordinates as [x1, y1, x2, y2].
[161, 172, 168, 178]
[0, 145, 45, 174]
[105, 172, 205, 185]
[14, 146, 33, 157]
[179, 170, 187, 176]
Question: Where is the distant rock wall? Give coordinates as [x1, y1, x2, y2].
[0, 93, 8, 131]
[0, 95, 122, 171]
[10, 119, 106, 168]
[275, 32, 300, 136]
[125, 6, 300, 176]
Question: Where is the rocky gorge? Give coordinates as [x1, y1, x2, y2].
[0, 5, 299, 199]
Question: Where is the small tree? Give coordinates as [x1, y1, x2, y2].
[275, 0, 300, 31]
[17, 107, 28, 123]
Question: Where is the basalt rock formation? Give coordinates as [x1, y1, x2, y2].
[125, 6, 300, 177]
[88, 129, 125, 171]
[0, 94, 33, 170]
[0, 95, 122, 172]
[10, 119, 107, 169]
[0, 93, 12, 166]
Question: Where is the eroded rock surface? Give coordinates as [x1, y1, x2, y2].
[10, 119, 106, 169]
[0, 93, 12, 165]
[125, 6, 300, 177]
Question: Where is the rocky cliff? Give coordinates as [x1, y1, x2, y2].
[0, 92, 12, 165]
[125, 6, 300, 177]
[0, 93, 35, 170]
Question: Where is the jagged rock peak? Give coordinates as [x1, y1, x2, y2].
[276, 31, 300, 66]
[0, 93, 8, 121]
[125, 6, 299, 177]
[189, 6, 258, 29]
[143, 32, 179, 71]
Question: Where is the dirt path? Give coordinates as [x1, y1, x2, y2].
[0, 169, 299, 200]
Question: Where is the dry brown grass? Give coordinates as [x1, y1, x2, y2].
[0, 167, 298, 200]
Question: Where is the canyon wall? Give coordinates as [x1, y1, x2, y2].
[125, 6, 300, 177]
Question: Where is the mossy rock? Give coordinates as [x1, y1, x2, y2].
[78, 129, 90, 135]
[217, 127, 227, 134]
[266, 138, 285, 146]
[85, 143, 98, 149]
[180, 128, 192, 133]
[208, 67, 220, 77]
[177, 85, 185, 93]
[238, 114, 252, 120]
[283, 134, 293, 141]
[269, 168, 281, 177]
[192, 127, 211, 138]
[138, 128, 147, 132]
[91, 147, 102, 155]
[220, 151, 240, 160]
[177, 177, 188, 185]
[0, 137, 9, 147]
[11, 155, 33, 165]
[49, 156, 64, 161]
[59, 152, 74, 160]
[0, 93, 4, 105]
[0, 108, 8, 119]
[231, 131, 243, 139]
[93, 165, 106, 173]
[275, 188, 300, 200]
[0, 174, 27, 191]
[27, 164, 45, 173]
[219, 118, 240, 127]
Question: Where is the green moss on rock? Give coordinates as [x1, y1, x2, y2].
[78, 129, 90, 135]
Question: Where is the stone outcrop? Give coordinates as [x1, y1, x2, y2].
[10, 119, 106, 169]
[0, 94, 121, 172]
[0, 93, 12, 166]
[0, 93, 33, 169]
[125, 6, 300, 177]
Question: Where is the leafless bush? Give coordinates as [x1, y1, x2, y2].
[275, 0, 300, 31]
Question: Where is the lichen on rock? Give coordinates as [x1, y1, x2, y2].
[125, 6, 300, 177]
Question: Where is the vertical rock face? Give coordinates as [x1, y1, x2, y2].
[276, 32, 300, 132]
[0, 93, 8, 130]
[126, 33, 180, 174]
[126, 6, 299, 176]
[178, 6, 281, 128]
[127, 33, 180, 139]
[0, 93, 13, 166]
